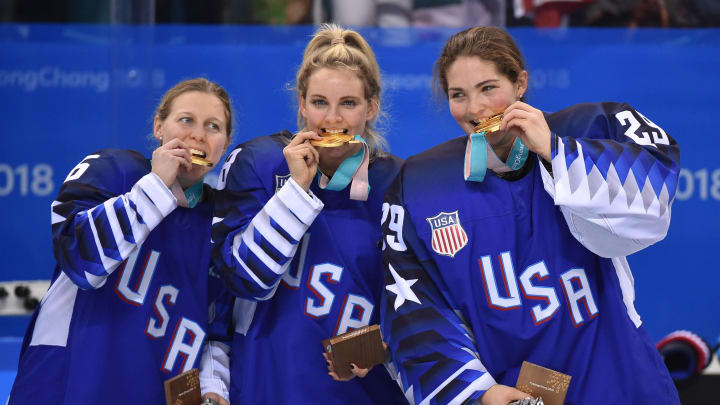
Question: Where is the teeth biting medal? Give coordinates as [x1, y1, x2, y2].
[310, 128, 361, 148]
[189, 148, 213, 167]
[473, 113, 503, 134]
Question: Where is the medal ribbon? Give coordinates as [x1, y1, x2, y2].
[464, 131, 529, 182]
[318, 135, 370, 201]
[170, 179, 204, 208]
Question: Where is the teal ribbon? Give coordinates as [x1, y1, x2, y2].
[184, 180, 204, 208]
[503, 137, 530, 171]
[317, 135, 370, 194]
[466, 132, 489, 182]
[465, 131, 529, 183]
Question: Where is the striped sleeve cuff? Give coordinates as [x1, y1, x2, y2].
[276, 177, 323, 225]
[137, 172, 177, 218]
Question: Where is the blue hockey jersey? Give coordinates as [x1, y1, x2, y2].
[380, 103, 681, 405]
[207, 132, 406, 404]
[9, 149, 219, 404]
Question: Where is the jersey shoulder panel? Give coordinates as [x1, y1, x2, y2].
[397, 137, 467, 205]
[238, 131, 291, 157]
[368, 153, 404, 190]
[58, 148, 149, 199]
[545, 101, 674, 143]
[221, 132, 291, 194]
[403, 136, 466, 173]
[545, 102, 608, 140]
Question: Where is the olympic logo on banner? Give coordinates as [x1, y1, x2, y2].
[426, 211, 468, 257]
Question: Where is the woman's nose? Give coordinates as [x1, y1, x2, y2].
[326, 106, 342, 123]
[468, 95, 485, 117]
[189, 126, 205, 141]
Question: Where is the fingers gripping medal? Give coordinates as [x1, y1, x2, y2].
[464, 113, 529, 182]
[190, 148, 213, 167]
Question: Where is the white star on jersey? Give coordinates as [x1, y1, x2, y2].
[386, 263, 421, 310]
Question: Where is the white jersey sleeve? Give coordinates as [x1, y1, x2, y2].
[539, 103, 680, 258]
[212, 138, 323, 301]
[51, 150, 176, 290]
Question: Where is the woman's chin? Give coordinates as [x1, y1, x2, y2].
[486, 130, 515, 146]
[177, 167, 209, 187]
[319, 142, 361, 161]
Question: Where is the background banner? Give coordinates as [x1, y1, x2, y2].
[1, 24, 718, 343]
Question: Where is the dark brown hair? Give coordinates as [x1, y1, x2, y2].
[434, 27, 527, 99]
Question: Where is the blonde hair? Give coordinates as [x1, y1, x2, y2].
[155, 78, 234, 141]
[295, 24, 388, 159]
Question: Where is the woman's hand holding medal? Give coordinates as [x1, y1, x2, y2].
[152, 138, 193, 187]
[283, 131, 323, 191]
[501, 101, 552, 162]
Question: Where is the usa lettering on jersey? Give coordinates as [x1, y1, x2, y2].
[281, 234, 375, 336]
[114, 247, 205, 373]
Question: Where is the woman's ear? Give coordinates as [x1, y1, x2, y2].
[366, 96, 379, 121]
[153, 116, 163, 142]
[517, 70, 528, 99]
[299, 95, 307, 119]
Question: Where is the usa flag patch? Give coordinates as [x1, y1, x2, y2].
[426, 211, 468, 257]
[275, 174, 291, 194]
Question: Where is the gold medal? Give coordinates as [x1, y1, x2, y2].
[310, 129, 361, 148]
[190, 149, 213, 167]
[473, 113, 503, 134]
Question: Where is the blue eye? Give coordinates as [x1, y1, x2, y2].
[180, 117, 192, 124]
[341, 100, 357, 107]
[208, 122, 220, 132]
[311, 99, 327, 106]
